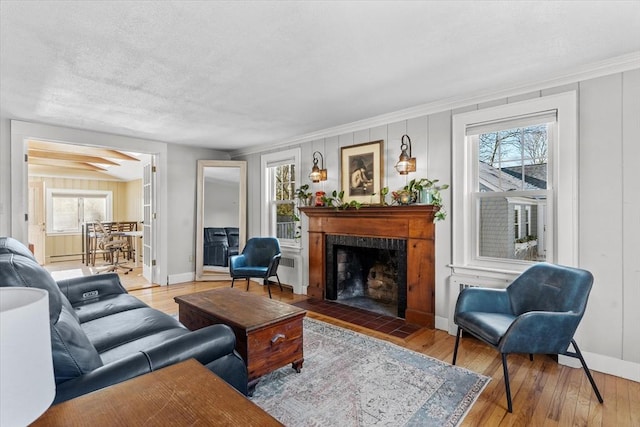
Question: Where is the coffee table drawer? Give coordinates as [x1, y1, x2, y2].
[246, 316, 303, 380]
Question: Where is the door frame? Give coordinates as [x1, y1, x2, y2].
[10, 120, 168, 285]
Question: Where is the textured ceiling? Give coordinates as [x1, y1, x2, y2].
[1, 1, 639, 152]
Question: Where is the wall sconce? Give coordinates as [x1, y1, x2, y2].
[309, 151, 327, 183]
[395, 134, 417, 175]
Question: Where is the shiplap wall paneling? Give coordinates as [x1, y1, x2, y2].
[386, 121, 407, 195]
[621, 69, 640, 363]
[578, 74, 625, 359]
[427, 110, 453, 320]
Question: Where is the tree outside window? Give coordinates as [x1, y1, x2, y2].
[271, 163, 297, 241]
[472, 122, 551, 262]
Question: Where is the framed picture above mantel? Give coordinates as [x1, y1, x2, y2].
[340, 140, 384, 205]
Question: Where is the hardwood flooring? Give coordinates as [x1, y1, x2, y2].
[44, 259, 154, 292]
[126, 282, 640, 427]
[129, 280, 639, 426]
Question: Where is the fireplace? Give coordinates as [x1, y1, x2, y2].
[326, 235, 407, 318]
[300, 205, 438, 328]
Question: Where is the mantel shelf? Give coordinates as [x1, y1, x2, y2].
[299, 204, 440, 218]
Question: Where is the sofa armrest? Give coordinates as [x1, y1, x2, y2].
[143, 324, 238, 371]
[57, 273, 127, 305]
[54, 325, 244, 404]
[53, 352, 153, 404]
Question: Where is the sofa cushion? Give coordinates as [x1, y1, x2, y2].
[0, 236, 37, 260]
[51, 306, 104, 384]
[99, 329, 188, 365]
[0, 251, 63, 323]
[73, 294, 148, 323]
[81, 307, 186, 353]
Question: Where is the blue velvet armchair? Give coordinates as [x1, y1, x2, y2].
[452, 262, 603, 412]
[229, 237, 283, 298]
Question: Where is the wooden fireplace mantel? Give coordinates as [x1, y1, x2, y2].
[300, 205, 439, 328]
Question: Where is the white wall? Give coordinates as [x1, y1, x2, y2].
[164, 143, 230, 283]
[232, 68, 640, 382]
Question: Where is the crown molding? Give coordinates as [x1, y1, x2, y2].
[230, 52, 640, 158]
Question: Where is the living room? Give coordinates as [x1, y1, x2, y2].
[1, 1, 639, 426]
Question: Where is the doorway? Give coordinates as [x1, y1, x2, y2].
[11, 120, 170, 287]
[27, 139, 155, 291]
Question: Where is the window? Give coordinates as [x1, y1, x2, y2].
[46, 189, 112, 234]
[453, 92, 577, 274]
[261, 148, 301, 247]
[469, 115, 553, 262]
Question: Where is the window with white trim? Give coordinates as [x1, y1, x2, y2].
[261, 148, 301, 247]
[452, 92, 577, 273]
[46, 189, 112, 234]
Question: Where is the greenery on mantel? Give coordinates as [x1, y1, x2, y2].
[294, 177, 449, 222]
[391, 178, 449, 221]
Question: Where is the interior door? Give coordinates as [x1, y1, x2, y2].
[142, 157, 156, 283]
[27, 181, 46, 264]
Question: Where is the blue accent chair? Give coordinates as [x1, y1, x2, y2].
[229, 237, 283, 298]
[452, 262, 603, 412]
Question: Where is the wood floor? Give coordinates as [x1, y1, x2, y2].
[130, 281, 639, 427]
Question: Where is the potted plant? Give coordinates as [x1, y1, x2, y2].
[393, 178, 449, 221]
[294, 184, 313, 207]
[321, 190, 362, 210]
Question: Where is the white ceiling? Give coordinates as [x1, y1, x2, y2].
[1, 1, 639, 152]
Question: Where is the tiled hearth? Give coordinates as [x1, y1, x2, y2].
[292, 299, 421, 339]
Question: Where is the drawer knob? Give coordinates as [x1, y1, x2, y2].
[270, 333, 286, 346]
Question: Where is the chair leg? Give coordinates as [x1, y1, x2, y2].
[566, 339, 604, 403]
[264, 278, 272, 299]
[501, 353, 513, 413]
[231, 278, 235, 288]
[452, 327, 462, 365]
[275, 274, 283, 291]
[246, 278, 250, 291]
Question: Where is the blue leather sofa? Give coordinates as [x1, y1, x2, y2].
[0, 237, 248, 404]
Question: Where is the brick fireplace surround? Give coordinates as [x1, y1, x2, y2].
[300, 205, 438, 328]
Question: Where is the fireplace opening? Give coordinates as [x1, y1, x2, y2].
[326, 235, 407, 318]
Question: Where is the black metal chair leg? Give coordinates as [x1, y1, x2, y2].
[568, 339, 604, 403]
[275, 274, 283, 291]
[246, 278, 250, 291]
[264, 278, 272, 299]
[501, 353, 513, 413]
[529, 354, 534, 361]
[452, 327, 462, 365]
[231, 278, 235, 288]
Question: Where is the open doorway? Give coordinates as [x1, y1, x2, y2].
[27, 139, 155, 291]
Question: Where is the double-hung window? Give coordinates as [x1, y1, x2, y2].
[46, 189, 112, 234]
[261, 148, 301, 248]
[452, 92, 577, 273]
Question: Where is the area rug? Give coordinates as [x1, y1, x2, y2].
[250, 317, 490, 426]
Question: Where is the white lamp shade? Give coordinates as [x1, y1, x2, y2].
[0, 287, 55, 427]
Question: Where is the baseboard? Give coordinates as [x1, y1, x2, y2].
[559, 351, 640, 382]
[435, 315, 449, 332]
[168, 272, 195, 285]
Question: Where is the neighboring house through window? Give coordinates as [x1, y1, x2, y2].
[261, 148, 301, 248]
[46, 189, 112, 234]
[452, 92, 578, 274]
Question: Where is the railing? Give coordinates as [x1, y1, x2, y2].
[276, 222, 297, 240]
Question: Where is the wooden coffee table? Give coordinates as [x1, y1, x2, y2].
[175, 288, 306, 389]
[32, 359, 282, 426]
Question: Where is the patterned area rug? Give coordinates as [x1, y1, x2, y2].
[250, 318, 489, 426]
